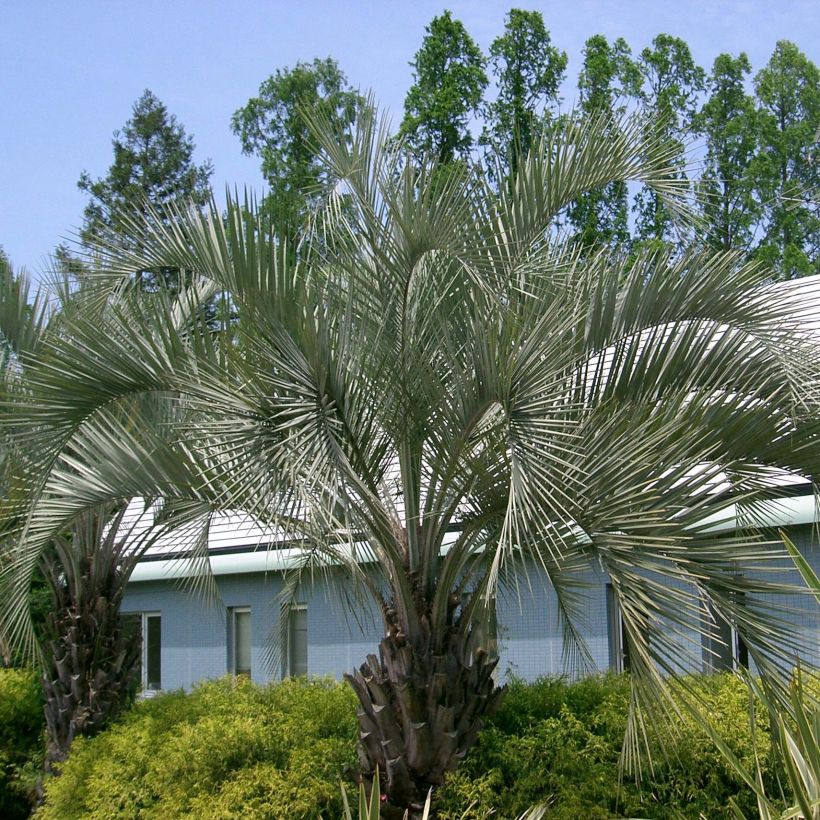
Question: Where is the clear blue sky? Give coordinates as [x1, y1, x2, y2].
[2, 0, 818, 278]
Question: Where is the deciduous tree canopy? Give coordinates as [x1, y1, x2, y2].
[399, 10, 488, 163]
[232, 58, 364, 247]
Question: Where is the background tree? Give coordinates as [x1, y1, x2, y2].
[399, 11, 488, 163]
[634, 35, 705, 245]
[78, 89, 213, 290]
[694, 53, 760, 253]
[751, 40, 820, 279]
[567, 34, 642, 249]
[480, 8, 567, 181]
[232, 58, 364, 249]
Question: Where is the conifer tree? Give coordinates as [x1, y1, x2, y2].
[751, 41, 820, 279]
[694, 53, 759, 253]
[634, 35, 705, 246]
[78, 90, 213, 290]
[568, 34, 642, 249]
[481, 8, 567, 181]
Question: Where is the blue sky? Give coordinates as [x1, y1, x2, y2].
[2, 0, 818, 278]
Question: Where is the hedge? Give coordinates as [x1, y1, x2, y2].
[36, 676, 359, 820]
[36, 673, 780, 819]
[436, 674, 777, 819]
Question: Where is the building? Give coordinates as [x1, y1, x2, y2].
[120, 493, 820, 693]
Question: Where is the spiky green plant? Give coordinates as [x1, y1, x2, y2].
[339, 768, 547, 820]
[2, 107, 820, 815]
[341, 768, 432, 820]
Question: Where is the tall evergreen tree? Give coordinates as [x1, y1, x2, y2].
[751, 41, 820, 279]
[634, 35, 705, 245]
[399, 11, 488, 163]
[232, 58, 364, 248]
[694, 53, 759, 253]
[568, 34, 642, 249]
[481, 8, 567, 181]
[78, 90, 213, 290]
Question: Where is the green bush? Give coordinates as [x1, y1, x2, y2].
[436, 674, 779, 820]
[37, 676, 359, 820]
[37, 673, 779, 819]
[0, 667, 44, 820]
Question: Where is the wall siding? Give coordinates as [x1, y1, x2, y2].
[122, 525, 820, 691]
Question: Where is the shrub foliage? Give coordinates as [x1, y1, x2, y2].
[35, 674, 781, 819]
[437, 674, 777, 819]
[0, 667, 44, 820]
[36, 677, 358, 820]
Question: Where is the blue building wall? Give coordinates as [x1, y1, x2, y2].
[122, 525, 820, 692]
[753, 525, 820, 668]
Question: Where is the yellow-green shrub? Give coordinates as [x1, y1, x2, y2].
[37, 672, 783, 819]
[0, 667, 44, 820]
[37, 676, 358, 820]
[437, 674, 780, 819]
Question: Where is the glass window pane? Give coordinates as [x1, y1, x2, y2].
[606, 585, 626, 672]
[288, 607, 308, 677]
[122, 613, 142, 686]
[146, 615, 162, 690]
[234, 610, 251, 677]
[122, 613, 142, 652]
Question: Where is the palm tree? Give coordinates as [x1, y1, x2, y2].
[2, 110, 819, 816]
[39, 503, 158, 774]
[0, 260, 197, 778]
[0, 252, 51, 667]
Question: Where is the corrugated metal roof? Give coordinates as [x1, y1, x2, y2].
[127, 273, 820, 580]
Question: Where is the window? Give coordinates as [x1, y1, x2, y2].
[459, 591, 499, 678]
[286, 604, 308, 678]
[123, 612, 162, 691]
[145, 614, 162, 690]
[606, 585, 630, 673]
[228, 607, 252, 678]
[702, 593, 748, 673]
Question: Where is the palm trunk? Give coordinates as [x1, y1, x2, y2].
[39, 545, 141, 781]
[345, 596, 504, 818]
[41, 598, 141, 775]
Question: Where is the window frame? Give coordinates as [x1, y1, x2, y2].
[702, 592, 748, 673]
[228, 606, 252, 678]
[123, 611, 162, 692]
[285, 603, 308, 678]
[606, 584, 630, 673]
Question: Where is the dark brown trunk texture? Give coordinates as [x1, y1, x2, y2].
[40, 553, 141, 780]
[346, 605, 504, 818]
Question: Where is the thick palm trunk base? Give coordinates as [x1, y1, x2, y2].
[41, 599, 140, 776]
[345, 630, 504, 817]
